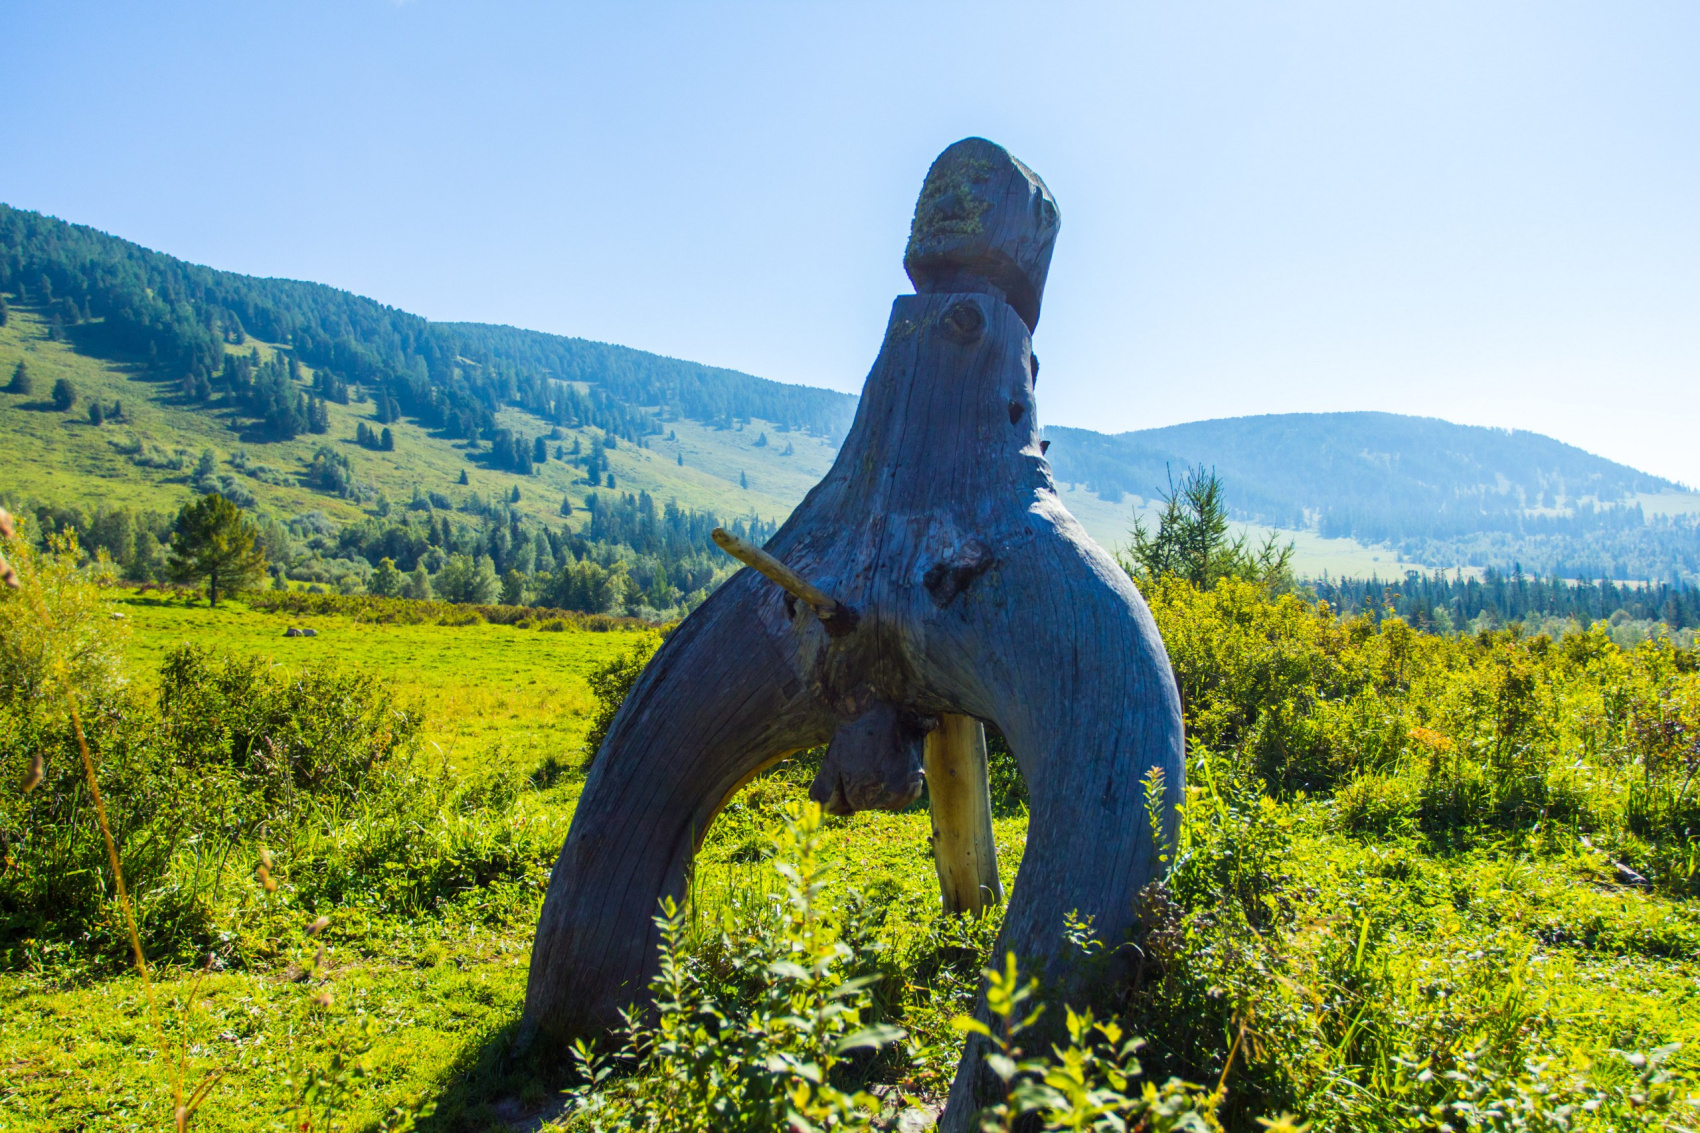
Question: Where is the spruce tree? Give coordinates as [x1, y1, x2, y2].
[458, 468, 469, 486]
[534, 436, 548, 464]
[7, 360, 28, 394]
[381, 426, 394, 451]
[510, 485, 522, 503]
[739, 470, 748, 489]
[167, 492, 267, 606]
[51, 378, 75, 411]
[88, 401, 104, 426]
[500, 568, 525, 606]
[560, 495, 574, 517]
[677, 451, 684, 466]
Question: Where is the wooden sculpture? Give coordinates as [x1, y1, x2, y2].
[524, 137, 1185, 1129]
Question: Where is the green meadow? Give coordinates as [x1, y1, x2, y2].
[5, 558, 1700, 1131]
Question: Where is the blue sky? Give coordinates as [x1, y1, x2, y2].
[5, 2, 1698, 485]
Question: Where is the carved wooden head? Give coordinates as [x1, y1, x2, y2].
[903, 137, 1060, 332]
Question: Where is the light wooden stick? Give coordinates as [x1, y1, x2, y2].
[711, 528, 853, 628]
[924, 714, 1004, 915]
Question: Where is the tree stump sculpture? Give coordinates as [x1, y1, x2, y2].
[524, 137, 1185, 1129]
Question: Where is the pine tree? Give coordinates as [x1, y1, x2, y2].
[380, 426, 394, 451]
[167, 492, 267, 606]
[739, 470, 749, 489]
[6, 360, 28, 394]
[510, 485, 522, 503]
[677, 452, 684, 466]
[560, 495, 574, 517]
[88, 401, 104, 426]
[51, 378, 75, 411]
[534, 436, 548, 464]
[605, 474, 615, 489]
[458, 468, 470, 485]
[110, 400, 122, 420]
[500, 568, 526, 606]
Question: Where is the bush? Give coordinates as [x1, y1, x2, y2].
[564, 803, 905, 1131]
[582, 632, 663, 764]
[0, 536, 423, 964]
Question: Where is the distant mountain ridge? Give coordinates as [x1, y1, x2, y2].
[3, 201, 1696, 584]
[1046, 414, 1698, 582]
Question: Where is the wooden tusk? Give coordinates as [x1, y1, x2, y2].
[711, 528, 857, 634]
[924, 714, 1003, 915]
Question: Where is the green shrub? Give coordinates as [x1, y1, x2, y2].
[582, 632, 663, 764]
[563, 803, 903, 1131]
[156, 644, 417, 805]
[0, 535, 429, 964]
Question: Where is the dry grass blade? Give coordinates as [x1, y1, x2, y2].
[7, 520, 212, 1123]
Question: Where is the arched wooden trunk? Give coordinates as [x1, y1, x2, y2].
[524, 137, 1184, 1130]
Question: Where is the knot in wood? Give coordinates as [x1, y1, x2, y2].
[942, 301, 986, 343]
[923, 540, 995, 607]
[904, 137, 1060, 332]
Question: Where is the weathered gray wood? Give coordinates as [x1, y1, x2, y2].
[810, 700, 931, 815]
[523, 137, 1184, 1131]
[924, 714, 1003, 915]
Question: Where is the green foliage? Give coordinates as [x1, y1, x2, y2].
[50, 376, 74, 411]
[369, 556, 403, 597]
[955, 952, 1224, 1132]
[167, 491, 268, 605]
[1125, 466, 1294, 591]
[8, 358, 29, 393]
[582, 632, 663, 763]
[0, 635, 420, 964]
[563, 803, 902, 1132]
[432, 552, 498, 605]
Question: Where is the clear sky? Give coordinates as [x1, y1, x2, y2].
[4, 2, 1697, 486]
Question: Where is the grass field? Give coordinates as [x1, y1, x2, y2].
[0, 590, 980, 1131]
[6, 581, 1700, 1131]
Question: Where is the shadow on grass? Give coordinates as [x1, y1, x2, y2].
[414, 1019, 581, 1133]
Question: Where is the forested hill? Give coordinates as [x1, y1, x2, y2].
[6, 200, 1698, 586]
[0, 203, 857, 443]
[1046, 413, 1699, 582]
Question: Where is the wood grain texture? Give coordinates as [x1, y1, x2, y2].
[523, 137, 1183, 1130]
[924, 714, 1003, 915]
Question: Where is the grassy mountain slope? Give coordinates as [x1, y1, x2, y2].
[0, 299, 840, 535]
